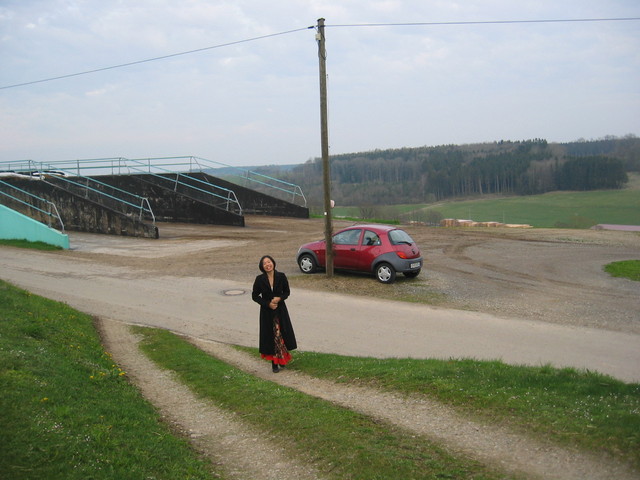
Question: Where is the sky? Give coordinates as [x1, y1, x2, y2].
[1, 0, 639, 168]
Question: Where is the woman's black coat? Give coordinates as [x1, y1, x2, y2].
[251, 270, 297, 355]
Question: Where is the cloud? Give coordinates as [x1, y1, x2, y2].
[0, 0, 638, 165]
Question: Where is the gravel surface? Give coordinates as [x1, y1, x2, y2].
[62, 216, 640, 334]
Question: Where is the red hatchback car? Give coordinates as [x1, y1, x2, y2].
[296, 224, 423, 283]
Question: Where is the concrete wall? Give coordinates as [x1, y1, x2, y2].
[186, 172, 309, 218]
[92, 174, 245, 226]
[0, 179, 158, 238]
[0, 171, 307, 238]
[92, 172, 308, 223]
[0, 204, 69, 249]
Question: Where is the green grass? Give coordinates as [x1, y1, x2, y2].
[604, 260, 640, 281]
[0, 280, 218, 480]
[286, 351, 640, 467]
[427, 189, 640, 228]
[0, 238, 62, 250]
[332, 178, 640, 228]
[4, 281, 639, 479]
[135, 327, 517, 480]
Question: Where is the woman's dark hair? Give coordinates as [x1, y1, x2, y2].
[258, 255, 276, 273]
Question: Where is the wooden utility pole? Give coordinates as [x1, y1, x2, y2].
[316, 17, 333, 277]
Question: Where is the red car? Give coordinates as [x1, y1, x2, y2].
[296, 224, 423, 283]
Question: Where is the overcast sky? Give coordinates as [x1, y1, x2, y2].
[1, 1, 639, 168]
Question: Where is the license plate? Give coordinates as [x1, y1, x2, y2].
[410, 262, 420, 269]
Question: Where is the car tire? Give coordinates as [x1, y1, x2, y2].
[375, 262, 396, 284]
[298, 253, 317, 274]
[403, 270, 420, 278]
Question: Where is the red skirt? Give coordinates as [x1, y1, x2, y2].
[261, 315, 291, 365]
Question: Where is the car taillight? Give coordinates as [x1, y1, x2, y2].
[396, 251, 408, 259]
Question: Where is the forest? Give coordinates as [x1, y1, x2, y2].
[251, 135, 639, 207]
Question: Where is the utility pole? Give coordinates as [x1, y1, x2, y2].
[316, 17, 333, 277]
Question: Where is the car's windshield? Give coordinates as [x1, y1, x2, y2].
[388, 229, 414, 245]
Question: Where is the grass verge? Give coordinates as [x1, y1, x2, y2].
[135, 326, 518, 480]
[0, 280, 218, 480]
[290, 272, 449, 306]
[604, 260, 640, 281]
[0, 239, 62, 250]
[285, 351, 640, 467]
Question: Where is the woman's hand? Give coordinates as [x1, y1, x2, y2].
[269, 297, 281, 310]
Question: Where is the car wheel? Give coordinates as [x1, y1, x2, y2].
[403, 270, 420, 278]
[375, 262, 396, 284]
[298, 253, 317, 274]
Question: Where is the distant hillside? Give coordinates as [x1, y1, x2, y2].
[206, 164, 299, 176]
[329, 172, 640, 228]
[239, 136, 640, 207]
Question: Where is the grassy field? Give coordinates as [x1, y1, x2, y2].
[143, 331, 640, 471]
[332, 174, 640, 228]
[0, 280, 218, 480]
[2, 280, 639, 478]
[288, 350, 640, 467]
[137, 327, 513, 480]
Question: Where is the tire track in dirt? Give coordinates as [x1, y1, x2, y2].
[440, 236, 629, 296]
[98, 317, 325, 480]
[100, 317, 638, 480]
[188, 335, 639, 480]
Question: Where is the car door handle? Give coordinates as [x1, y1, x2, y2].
[350, 248, 356, 251]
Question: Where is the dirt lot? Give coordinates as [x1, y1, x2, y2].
[74, 215, 640, 334]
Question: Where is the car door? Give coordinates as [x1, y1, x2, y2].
[353, 229, 383, 270]
[332, 228, 362, 270]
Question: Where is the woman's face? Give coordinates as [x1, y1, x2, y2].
[262, 257, 274, 272]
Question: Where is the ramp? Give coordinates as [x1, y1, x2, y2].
[0, 204, 69, 249]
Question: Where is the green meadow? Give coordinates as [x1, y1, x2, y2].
[333, 175, 640, 228]
[2, 279, 639, 479]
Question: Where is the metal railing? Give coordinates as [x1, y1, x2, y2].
[0, 160, 156, 224]
[1, 156, 308, 217]
[42, 173, 156, 223]
[189, 156, 307, 207]
[122, 156, 306, 207]
[3, 156, 307, 208]
[125, 157, 243, 215]
[0, 179, 65, 232]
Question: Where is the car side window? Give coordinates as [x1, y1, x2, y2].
[363, 230, 381, 246]
[333, 229, 361, 245]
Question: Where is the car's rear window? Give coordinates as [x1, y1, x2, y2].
[388, 229, 415, 245]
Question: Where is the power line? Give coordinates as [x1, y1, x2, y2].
[327, 17, 640, 28]
[2, 17, 638, 90]
[0, 26, 313, 90]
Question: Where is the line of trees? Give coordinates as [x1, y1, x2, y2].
[252, 136, 639, 206]
[556, 156, 628, 190]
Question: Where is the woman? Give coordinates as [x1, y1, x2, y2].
[251, 255, 297, 373]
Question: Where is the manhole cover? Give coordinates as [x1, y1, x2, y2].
[223, 289, 247, 296]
